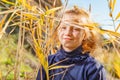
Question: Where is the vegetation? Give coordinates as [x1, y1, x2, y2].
[0, 0, 120, 80]
[0, 34, 39, 80]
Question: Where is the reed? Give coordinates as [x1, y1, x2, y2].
[0, 0, 120, 79]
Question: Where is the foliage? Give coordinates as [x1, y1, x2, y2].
[95, 48, 120, 79]
[0, 34, 39, 80]
[0, 0, 62, 80]
[0, 0, 120, 80]
[95, 0, 120, 79]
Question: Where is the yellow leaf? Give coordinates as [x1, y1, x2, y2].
[21, 26, 30, 31]
[18, 0, 33, 11]
[115, 12, 120, 20]
[78, 23, 99, 30]
[115, 24, 120, 32]
[45, 6, 49, 11]
[45, 6, 62, 15]
[22, 0, 26, 7]
[101, 29, 120, 37]
[32, 34, 49, 80]
[0, 71, 2, 80]
[22, 13, 38, 20]
[49, 65, 74, 70]
[0, 14, 7, 32]
[114, 62, 120, 78]
[111, 0, 116, 12]
[49, 58, 69, 69]
[1, 0, 15, 5]
[109, 0, 112, 9]
[0, 9, 18, 39]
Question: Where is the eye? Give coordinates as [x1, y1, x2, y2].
[61, 26, 66, 30]
[73, 27, 81, 31]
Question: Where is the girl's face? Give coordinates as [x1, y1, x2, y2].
[58, 14, 86, 52]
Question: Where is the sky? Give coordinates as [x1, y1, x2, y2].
[61, 0, 120, 32]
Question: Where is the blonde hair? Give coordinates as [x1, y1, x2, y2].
[63, 6, 101, 53]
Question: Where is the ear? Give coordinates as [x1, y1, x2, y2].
[83, 32, 86, 40]
[80, 31, 86, 41]
[83, 27, 90, 40]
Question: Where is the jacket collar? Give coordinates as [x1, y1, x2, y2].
[60, 45, 83, 57]
[56, 45, 89, 64]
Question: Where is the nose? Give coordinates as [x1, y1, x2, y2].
[65, 27, 72, 36]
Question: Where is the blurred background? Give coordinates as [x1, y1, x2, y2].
[0, 0, 120, 80]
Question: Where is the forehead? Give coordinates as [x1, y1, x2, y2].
[59, 22, 85, 30]
[62, 13, 88, 24]
[59, 14, 88, 29]
[63, 14, 80, 21]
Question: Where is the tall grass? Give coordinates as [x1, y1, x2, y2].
[0, 0, 120, 80]
[0, 0, 62, 79]
[0, 34, 39, 80]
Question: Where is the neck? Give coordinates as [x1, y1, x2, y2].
[63, 48, 73, 52]
[62, 46, 79, 52]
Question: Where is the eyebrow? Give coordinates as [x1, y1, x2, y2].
[61, 21, 86, 30]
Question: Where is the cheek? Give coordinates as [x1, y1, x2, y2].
[74, 32, 85, 41]
[73, 32, 81, 38]
[58, 31, 63, 40]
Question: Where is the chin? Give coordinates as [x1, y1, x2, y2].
[63, 44, 74, 48]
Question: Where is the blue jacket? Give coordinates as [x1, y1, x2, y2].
[36, 46, 106, 80]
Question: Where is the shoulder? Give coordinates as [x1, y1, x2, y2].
[85, 55, 102, 66]
[85, 56, 104, 70]
[85, 55, 106, 79]
[84, 55, 106, 73]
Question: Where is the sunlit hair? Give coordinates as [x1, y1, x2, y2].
[59, 6, 101, 53]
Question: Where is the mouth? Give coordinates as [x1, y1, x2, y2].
[64, 38, 73, 41]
